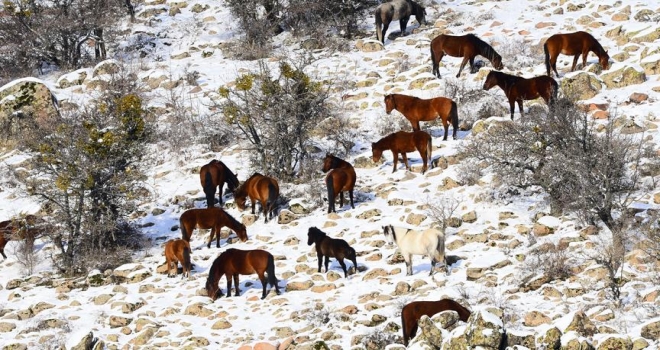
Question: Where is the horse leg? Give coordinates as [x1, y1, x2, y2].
[207, 228, 214, 249]
[339, 191, 345, 208]
[456, 57, 470, 78]
[401, 152, 410, 171]
[550, 54, 560, 77]
[509, 98, 516, 120]
[225, 273, 232, 298]
[405, 255, 413, 276]
[338, 258, 348, 278]
[233, 273, 241, 297]
[442, 118, 449, 142]
[413, 121, 421, 131]
[257, 271, 268, 299]
[251, 199, 256, 215]
[392, 151, 399, 172]
[349, 189, 355, 209]
[581, 50, 589, 69]
[324, 255, 330, 273]
[469, 56, 476, 73]
[166, 257, 173, 277]
[317, 252, 323, 273]
[381, 22, 390, 44]
[399, 18, 409, 36]
[432, 52, 445, 78]
[517, 99, 525, 119]
[216, 226, 221, 248]
[571, 54, 579, 72]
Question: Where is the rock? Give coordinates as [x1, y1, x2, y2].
[278, 210, 296, 224]
[538, 326, 562, 350]
[57, 69, 88, 88]
[0, 322, 16, 332]
[285, 280, 314, 292]
[184, 302, 214, 317]
[640, 319, 660, 341]
[69, 331, 94, 350]
[393, 281, 411, 295]
[242, 214, 257, 226]
[413, 315, 443, 348]
[601, 66, 646, 89]
[564, 337, 594, 350]
[641, 54, 660, 75]
[465, 310, 504, 348]
[561, 72, 602, 100]
[596, 335, 632, 350]
[461, 211, 477, 224]
[211, 320, 232, 330]
[357, 39, 384, 52]
[92, 59, 120, 76]
[629, 92, 648, 103]
[109, 315, 132, 328]
[524, 310, 551, 327]
[5, 279, 22, 290]
[405, 213, 427, 226]
[506, 330, 536, 348]
[130, 326, 156, 345]
[356, 209, 381, 220]
[30, 302, 54, 315]
[0, 79, 60, 139]
[564, 310, 596, 337]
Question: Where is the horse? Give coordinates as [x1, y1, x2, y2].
[0, 215, 45, 260]
[179, 207, 247, 248]
[205, 248, 281, 300]
[401, 299, 471, 346]
[234, 173, 280, 223]
[322, 154, 357, 213]
[372, 131, 432, 174]
[307, 227, 358, 278]
[199, 159, 239, 208]
[382, 225, 445, 276]
[163, 239, 192, 279]
[543, 31, 610, 77]
[482, 70, 558, 120]
[384, 94, 459, 140]
[430, 33, 504, 78]
[375, 0, 426, 45]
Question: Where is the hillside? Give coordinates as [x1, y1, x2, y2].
[1, 0, 660, 349]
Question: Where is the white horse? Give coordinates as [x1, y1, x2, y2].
[382, 225, 445, 276]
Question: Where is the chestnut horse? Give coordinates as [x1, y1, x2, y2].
[322, 154, 357, 213]
[372, 131, 432, 174]
[482, 70, 558, 120]
[384, 94, 458, 140]
[205, 248, 281, 300]
[544, 31, 610, 77]
[234, 173, 280, 223]
[375, 0, 426, 45]
[430, 33, 504, 78]
[163, 239, 192, 278]
[307, 227, 358, 278]
[179, 207, 247, 248]
[199, 159, 239, 208]
[401, 299, 471, 346]
[0, 215, 45, 259]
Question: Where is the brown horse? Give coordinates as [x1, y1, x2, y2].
[544, 31, 610, 77]
[375, 0, 426, 45]
[384, 94, 458, 140]
[307, 227, 358, 278]
[199, 159, 239, 208]
[205, 248, 281, 300]
[430, 33, 504, 78]
[482, 70, 558, 120]
[179, 207, 247, 248]
[372, 130, 432, 174]
[163, 239, 192, 278]
[401, 299, 471, 346]
[322, 154, 357, 214]
[0, 215, 45, 259]
[234, 173, 280, 223]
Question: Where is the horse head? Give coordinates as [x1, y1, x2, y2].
[234, 194, 247, 211]
[492, 53, 504, 70]
[415, 4, 427, 25]
[599, 51, 610, 70]
[482, 71, 497, 90]
[205, 277, 222, 300]
[307, 227, 325, 246]
[371, 143, 383, 163]
[321, 154, 334, 172]
[236, 224, 248, 242]
[384, 95, 395, 114]
[382, 225, 395, 246]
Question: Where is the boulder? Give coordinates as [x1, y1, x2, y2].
[640, 319, 660, 341]
[0, 78, 60, 140]
[465, 310, 504, 348]
[600, 66, 646, 89]
[561, 72, 602, 100]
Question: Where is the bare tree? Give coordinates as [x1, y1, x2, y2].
[426, 195, 460, 231]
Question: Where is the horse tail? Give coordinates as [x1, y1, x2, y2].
[436, 229, 446, 265]
[375, 7, 383, 43]
[450, 101, 459, 138]
[180, 216, 189, 242]
[401, 310, 409, 346]
[266, 253, 278, 289]
[348, 246, 358, 273]
[204, 171, 214, 208]
[427, 134, 433, 170]
[326, 173, 335, 212]
[430, 40, 438, 77]
[543, 42, 551, 76]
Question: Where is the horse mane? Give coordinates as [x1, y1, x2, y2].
[223, 209, 244, 230]
[309, 226, 326, 238]
[468, 34, 501, 63]
[492, 70, 521, 89]
[221, 162, 239, 190]
[206, 254, 226, 289]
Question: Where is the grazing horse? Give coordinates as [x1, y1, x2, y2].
[179, 207, 248, 247]
[544, 31, 610, 77]
[322, 154, 357, 213]
[307, 227, 358, 278]
[375, 0, 426, 44]
[430, 34, 504, 78]
[163, 239, 192, 278]
[384, 94, 459, 140]
[0, 215, 45, 259]
[401, 299, 471, 346]
[205, 248, 281, 300]
[482, 70, 558, 120]
[234, 173, 280, 223]
[372, 131, 432, 174]
[199, 159, 239, 208]
[382, 225, 445, 276]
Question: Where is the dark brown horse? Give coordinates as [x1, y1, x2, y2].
[307, 227, 358, 278]
[163, 239, 192, 278]
[179, 207, 247, 248]
[0, 215, 45, 260]
[384, 94, 458, 140]
[372, 131, 432, 174]
[430, 33, 504, 78]
[544, 31, 610, 77]
[482, 70, 558, 120]
[234, 173, 280, 223]
[401, 299, 471, 346]
[375, 0, 426, 44]
[199, 159, 239, 208]
[322, 154, 357, 214]
[205, 248, 281, 300]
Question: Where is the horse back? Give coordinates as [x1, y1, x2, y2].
[243, 249, 270, 274]
[327, 168, 356, 192]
